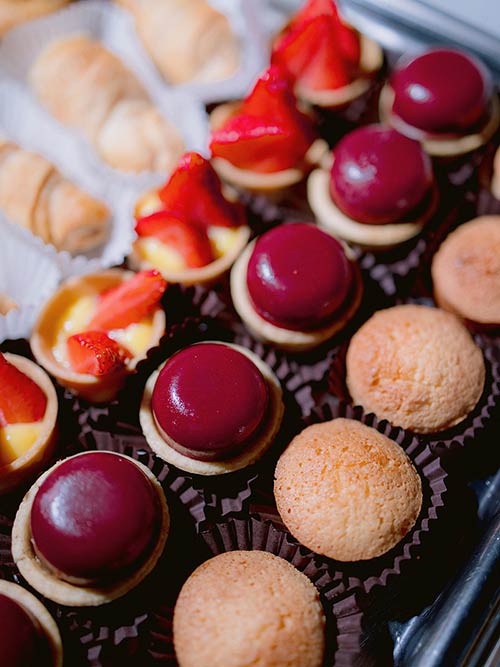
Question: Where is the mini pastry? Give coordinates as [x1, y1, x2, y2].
[0, 353, 57, 494]
[308, 124, 437, 249]
[12, 450, 169, 606]
[0, 0, 68, 36]
[30, 35, 185, 173]
[380, 48, 500, 157]
[272, 0, 383, 108]
[431, 216, 500, 329]
[0, 579, 62, 666]
[116, 0, 240, 84]
[31, 269, 167, 402]
[346, 305, 485, 433]
[0, 137, 109, 254]
[230, 222, 362, 351]
[141, 342, 283, 475]
[130, 152, 250, 285]
[209, 65, 327, 194]
[173, 550, 325, 667]
[0, 290, 17, 315]
[274, 418, 422, 561]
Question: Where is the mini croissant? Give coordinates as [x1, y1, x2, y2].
[0, 137, 110, 254]
[30, 34, 185, 172]
[0, 0, 69, 36]
[116, 0, 240, 85]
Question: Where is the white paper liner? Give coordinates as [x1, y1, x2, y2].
[0, 218, 61, 342]
[168, 0, 270, 104]
[0, 0, 210, 171]
[0, 79, 141, 277]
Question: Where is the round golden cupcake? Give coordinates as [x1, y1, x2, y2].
[431, 216, 500, 328]
[274, 418, 422, 562]
[0, 579, 63, 667]
[173, 550, 325, 667]
[346, 305, 485, 433]
[141, 342, 283, 475]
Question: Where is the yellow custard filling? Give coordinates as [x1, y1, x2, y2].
[51, 294, 155, 366]
[0, 423, 42, 466]
[135, 226, 247, 273]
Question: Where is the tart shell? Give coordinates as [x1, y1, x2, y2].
[0, 579, 63, 667]
[140, 342, 284, 475]
[30, 269, 166, 403]
[0, 354, 58, 495]
[11, 451, 170, 607]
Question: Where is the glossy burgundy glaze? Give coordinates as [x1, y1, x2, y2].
[30, 452, 161, 582]
[0, 594, 50, 667]
[390, 48, 492, 134]
[246, 223, 353, 329]
[152, 343, 269, 459]
[329, 125, 433, 224]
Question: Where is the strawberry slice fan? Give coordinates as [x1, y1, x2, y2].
[209, 66, 317, 174]
[65, 270, 167, 377]
[0, 354, 47, 426]
[157, 152, 245, 229]
[272, 12, 361, 93]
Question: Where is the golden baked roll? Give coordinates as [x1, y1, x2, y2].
[0, 137, 109, 254]
[29, 34, 185, 172]
[173, 551, 325, 667]
[116, 0, 240, 84]
[0, 0, 68, 36]
[274, 418, 423, 562]
[346, 305, 485, 433]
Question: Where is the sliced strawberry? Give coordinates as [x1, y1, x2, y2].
[210, 67, 316, 173]
[328, 3, 361, 65]
[136, 212, 214, 268]
[276, 0, 361, 67]
[0, 353, 47, 426]
[88, 270, 167, 331]
[158, 152, 245, 229]
[67, 331, 129, 376]
[272, 15, 354, 91]
[211, 115, 307, 173]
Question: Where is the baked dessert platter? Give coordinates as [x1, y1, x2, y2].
[1, 1, 500, 666]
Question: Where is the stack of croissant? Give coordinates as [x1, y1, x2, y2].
[0, 137, 110, 253]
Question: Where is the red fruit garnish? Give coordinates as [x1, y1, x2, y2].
[67, 331, 129, 376]
[272, 0, 361, 92]
[0, 353, 47, 426]
[210, 66, 316, 173]
[157, 152, 245, 229]
[136, 212, 214, 269]
[273, 15, 357, 91]
[88, 270, 167, 331]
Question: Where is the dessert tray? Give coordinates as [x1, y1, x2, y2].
[0, 1, 499, 666]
